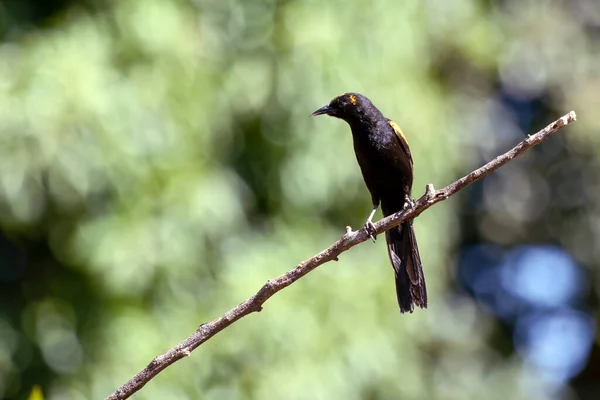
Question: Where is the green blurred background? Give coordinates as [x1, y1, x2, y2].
[1, 0, 599, 399]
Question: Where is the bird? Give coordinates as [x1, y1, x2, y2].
[311, 92, 427, 313]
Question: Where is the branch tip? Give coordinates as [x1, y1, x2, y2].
[425, 184, 435, 197]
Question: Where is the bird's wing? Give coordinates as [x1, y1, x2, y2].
[386, 119, 413, 166]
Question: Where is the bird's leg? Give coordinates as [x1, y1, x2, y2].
[404, 194, 415, 209]
[364, 205, 378, 243]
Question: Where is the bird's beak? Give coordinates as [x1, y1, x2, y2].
[310, 105, 332, 117]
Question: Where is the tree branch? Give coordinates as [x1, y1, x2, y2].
[106, 111, 577, 400]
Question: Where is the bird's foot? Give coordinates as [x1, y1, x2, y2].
[404, 195, 416, 209]
[364, 220, 376, 243]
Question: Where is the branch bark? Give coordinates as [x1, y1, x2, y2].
[106, 111, 577, 400]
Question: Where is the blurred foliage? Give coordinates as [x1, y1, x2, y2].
[0, 0, 598, 399]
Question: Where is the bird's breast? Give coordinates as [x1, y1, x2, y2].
[351, 125, 413, 200]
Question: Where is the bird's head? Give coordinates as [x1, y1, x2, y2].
[311, 92, 376, 122]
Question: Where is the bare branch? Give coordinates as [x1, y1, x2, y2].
[106, 111, 577, 400]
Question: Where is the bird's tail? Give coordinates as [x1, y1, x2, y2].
[385, 220, 427, 313]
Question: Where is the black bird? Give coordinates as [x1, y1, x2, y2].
[311, 93, 427, 313]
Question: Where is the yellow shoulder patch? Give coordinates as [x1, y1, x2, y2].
[27, 385, 44, 400]
[388, 120, 408, 143]
[349, 94, 357, 105]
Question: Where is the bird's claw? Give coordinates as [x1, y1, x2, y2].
[364, 220, 376, 243]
